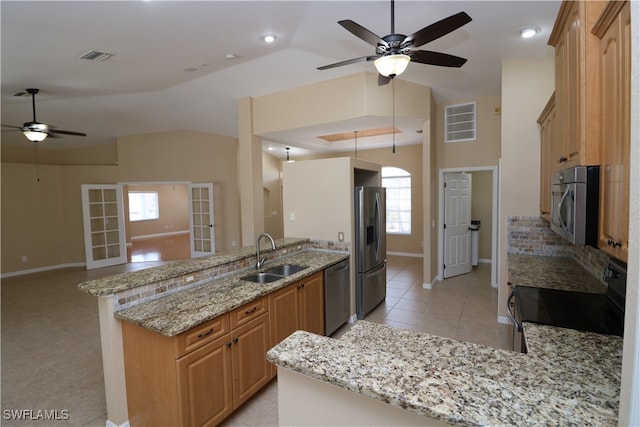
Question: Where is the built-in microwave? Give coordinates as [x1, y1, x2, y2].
[550, 166, 600, 247]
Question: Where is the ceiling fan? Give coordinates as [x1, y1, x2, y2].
[1, 88, 87, 142]
[318, 0, 472, 85]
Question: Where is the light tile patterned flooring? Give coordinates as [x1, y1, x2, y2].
[1, 255, 511, 426]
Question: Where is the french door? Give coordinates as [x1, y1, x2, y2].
[443, 173, 472, 278]
[189, 183, 216, 258]
[81, 184, 127, 269]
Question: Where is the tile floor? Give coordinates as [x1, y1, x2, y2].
[1, 255, 511, 427]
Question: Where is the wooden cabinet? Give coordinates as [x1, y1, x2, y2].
[549, 1, 606, 170]
[122, 296, 271, 427]
[537, 93, 555, 221]
[269, 271, 325, 349]
[593, 1, 631, 262]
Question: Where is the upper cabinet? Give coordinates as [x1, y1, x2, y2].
[537, 93, 555, 221]
[548, 1, 606, 170]
[593, 1, 631, 262]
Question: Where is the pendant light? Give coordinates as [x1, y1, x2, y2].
[286, 147, 294, 163]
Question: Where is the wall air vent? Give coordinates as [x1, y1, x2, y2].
[79, 50, 114, 62]
[445, 101, 476, 143]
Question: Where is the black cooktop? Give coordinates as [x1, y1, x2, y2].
[515, 285, 624, 337]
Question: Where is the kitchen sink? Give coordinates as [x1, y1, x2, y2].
[264, 264, 308, 276]
[240, 272, 283, 284]
[240, 265, 308, 284]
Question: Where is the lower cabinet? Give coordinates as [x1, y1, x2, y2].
[122, 297, 271, 427]
[269, 271, 324, 349]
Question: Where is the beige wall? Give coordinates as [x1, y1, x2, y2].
[436, 96, 501, 169]
[1, 129, 240, 274]
[499, 59, 555, 317]
[262, 152, 284, 239]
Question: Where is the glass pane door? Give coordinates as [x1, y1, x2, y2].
[189, 183, 215, 257]
[81, 184, 127, 269]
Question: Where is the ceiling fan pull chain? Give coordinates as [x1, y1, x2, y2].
[392, 79, 396, 154]
[34, 143, 40, 182]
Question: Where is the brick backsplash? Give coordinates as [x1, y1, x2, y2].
[507, 216, 609, 283]
[113, 239, 349, 311]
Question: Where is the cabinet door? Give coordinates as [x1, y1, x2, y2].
[538, 95, 555, 220]
[230, 313, 271, 408]
[298, 272, 325, 336]
[598, 2, 630, 261]
[269, 283, 299, 347]
[563, 2, 583, 168]
[176, 335, 233, 427]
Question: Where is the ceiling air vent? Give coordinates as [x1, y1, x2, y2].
[445, 101, 476, 143]
[79, 50, 114, 62]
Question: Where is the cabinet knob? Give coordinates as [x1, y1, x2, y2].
[233, 337, 239, 344]
[226, 341, 232, 348]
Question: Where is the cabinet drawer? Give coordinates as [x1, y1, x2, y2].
[177, 314, 230, 356]
[230, 297, 268, 329]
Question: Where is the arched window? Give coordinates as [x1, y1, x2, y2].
[382, 167, 411, 235]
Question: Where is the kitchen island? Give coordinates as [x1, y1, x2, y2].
[77, 237, 349, 426]
[268, 320, 622, 426]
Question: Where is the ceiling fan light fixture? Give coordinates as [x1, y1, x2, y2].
[23, 130, 48, 142]
[374, 54, 410, 78]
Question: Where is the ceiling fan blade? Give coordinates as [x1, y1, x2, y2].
[318, 55, 378, 71]
[411, 50, 467, 68]
[405, 12, 472, 48]
[378, 74, 391, 86]
[338, 20, 387, 48]
[2, 124, 23, 130]
[48, 129, 87, 137]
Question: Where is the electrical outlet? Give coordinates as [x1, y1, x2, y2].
[185, 275, 194, 283]
[338, 232, 344, 242]
[289, 212, 296, 221]
[21, 255, 27, 262]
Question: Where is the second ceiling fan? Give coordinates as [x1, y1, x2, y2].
[318, 0, 472, 85]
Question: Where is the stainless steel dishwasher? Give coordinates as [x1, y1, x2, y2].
[324, 258, 351, 336]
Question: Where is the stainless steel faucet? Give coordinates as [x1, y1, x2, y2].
[255, 233, 276, 269]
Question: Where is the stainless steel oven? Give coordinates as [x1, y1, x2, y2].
[550, 166, 599, 246]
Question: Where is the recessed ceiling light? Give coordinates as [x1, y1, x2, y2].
[225, 53, 237, 60]
[262, 34, 277, 43]
[520, 26, 541, 39]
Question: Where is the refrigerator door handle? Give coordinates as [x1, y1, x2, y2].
[374, 192, 382, 259]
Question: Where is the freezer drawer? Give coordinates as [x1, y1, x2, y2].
[324, 259, 351, 336]
[356, 261, 386, 320]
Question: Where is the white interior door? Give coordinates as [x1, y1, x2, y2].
[444, 173, 472, 278]
[189, 183, 215, 258]
[81, 184, 127, 270]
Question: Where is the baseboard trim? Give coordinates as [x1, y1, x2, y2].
[1, 262, 86, 279]
[130, 230, 189, 241]
[387, 251, 423, 258]
[497, 315, 511, 325]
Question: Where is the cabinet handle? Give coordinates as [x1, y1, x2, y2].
[233, 337, 239, 344]
[245, 306, 257, 315]
[197, 328, 214, 339]
[559, 156, 568, 163]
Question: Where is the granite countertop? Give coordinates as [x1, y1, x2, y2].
[78, 237, 310, 296]
[508, 254, 606, 293]
[114, 250, 348, 336]
[267, 321, 622, 426]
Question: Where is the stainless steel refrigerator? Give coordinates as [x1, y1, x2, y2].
[355, 186, 387, 319]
